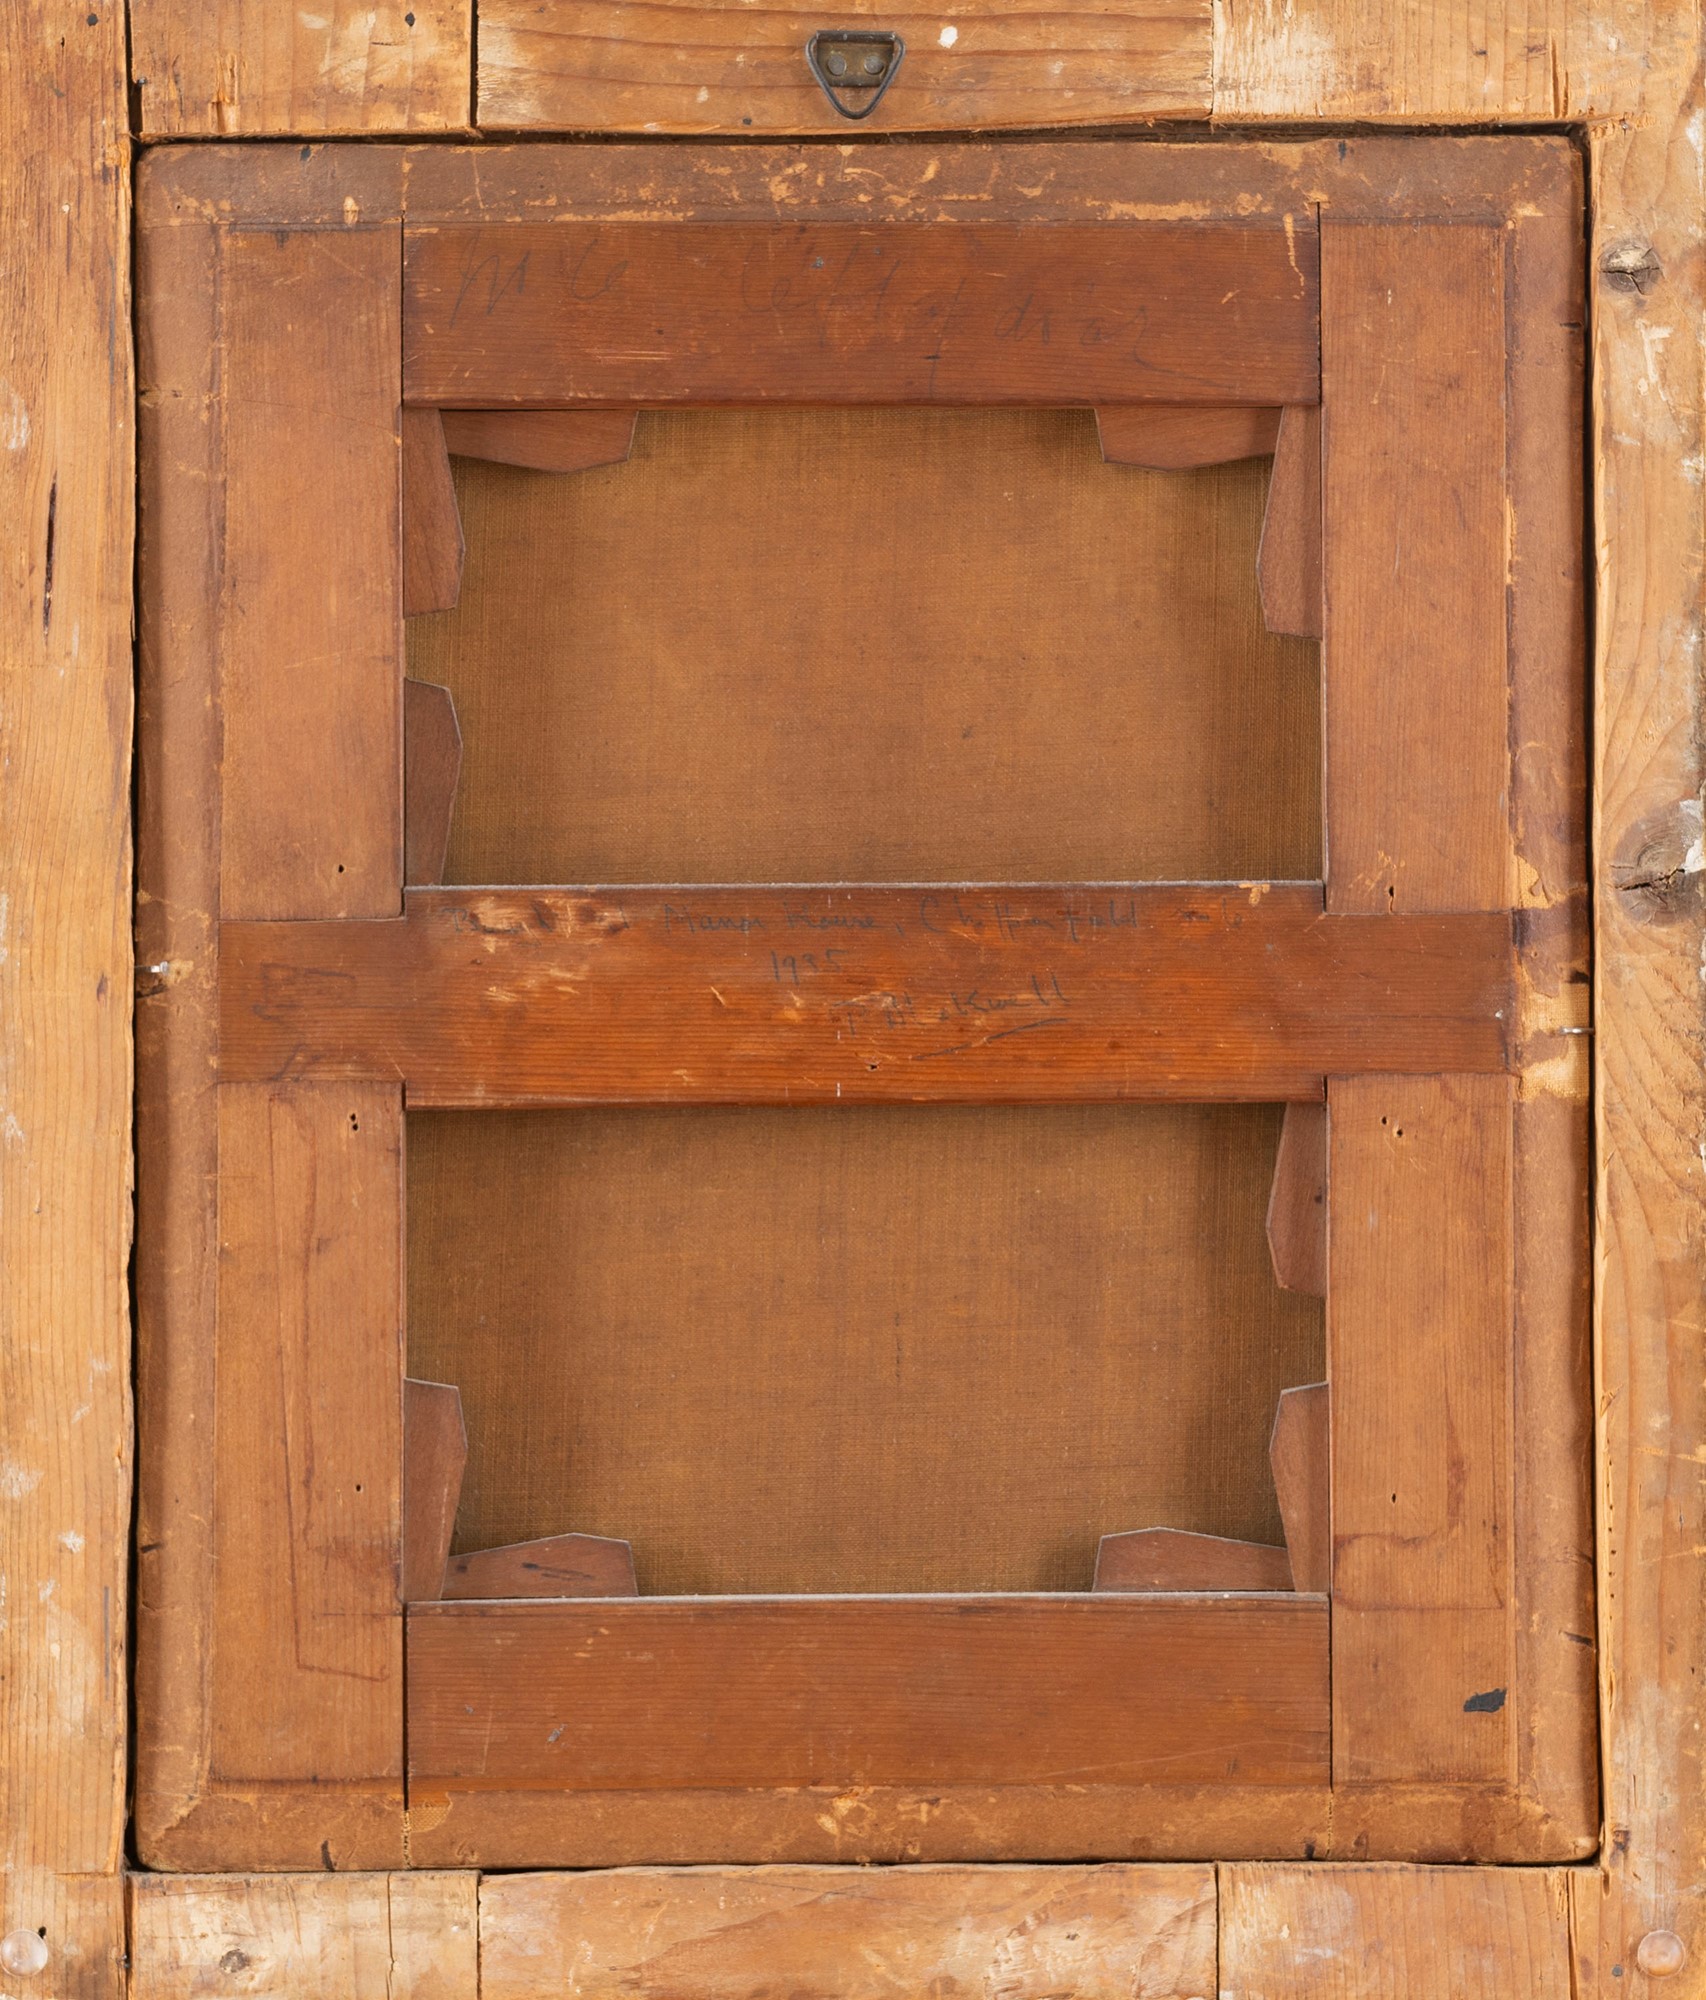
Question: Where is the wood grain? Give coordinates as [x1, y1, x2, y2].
[129, 1873, 478, 2000]
[440, 408, 637, 472]
[403, 680, 463, 888]
[217, 223, 403, 920]
[402, 409, 464, 617]
[1329, 1076, 1514, 1786]
[412, 1779, 1584, 1872]
[136, 157, 412, 1869]
[211, 1084, 404, 1793]
[1212, 0, 1676, 122]
[1573, 37, 1706, 1989]
[403, 220, 1318, 408]
[1499, 148, 1598, 1871]
[1259, 404, 1323, 639]
[444, 1535, 637, 1600]
[403, 1380, 467, 1602]
[0, 3, 131, 1989]
[479, 0, 1210, 133]
[407, 1596, 1329, 1791]
[1096, 404, 1281, 467]
[478, 1864, 1216, 2000]
[1266, 1101, 1327, 1294]
[130, 3, 473, 135]
[1269, 1384, 1329, 1595]
[1322, 222, 1509, 914]
[1220, 1864, 1574, 1997]
[1094, 1530, 1293, 1592]
[220, 886, 1511, 1105]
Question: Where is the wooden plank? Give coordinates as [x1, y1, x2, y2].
[403, 1381, 467, 1603]
[1266, 1100, 1327, 1294]
[1329, 1075, 1514, 1786]
[129, 3, 473, 135]
[0, 3, 131, 1991]
[408, 1595, 1329, 1791]
[402, 409, 464, 616]
[210, 1084, 404, 1798]
[1500, 147, 1598, 1864]
[129, 1874, 478, 2000]
[1269, 1384, 1329, 1594]
[397, 136, 1319, 233]
[413, 1780, 1577, 1872]
[480, 0, 1210, 133]
[1572, 42, 1706, 1986]
[136, 152, 414, 1870]
[478, 1864, 1216, 2000]
[1094, 1530, 1293, 1592]
[403, 220, 1319, 408]
[403, 680, 463, 887]
[219, 886, 1511, 1106]
[1097, 404, 1281, 467]
[440, 408, 636, 472]
[1258, 404, 1322, 638]
[134, 190, 226, 1872]
[1220, 1865, 1574, 1997]
[1321, 222, 1508, 914]
[444, 1534, 637, 1600]
[1212, 0, 1676, 122]
[218, 222, 403, 920]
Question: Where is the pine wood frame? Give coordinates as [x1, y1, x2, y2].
[5, 3, 1703, 1995]
[129, 134, 1592, 1875]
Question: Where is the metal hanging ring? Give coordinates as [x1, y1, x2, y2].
[805, 29, 906, 120]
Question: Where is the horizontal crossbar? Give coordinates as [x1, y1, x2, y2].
[219, 883, 1510, 1105]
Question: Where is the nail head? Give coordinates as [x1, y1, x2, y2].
[0, 1932, 48, 1977]
[1636, 1931, 1686, 1978]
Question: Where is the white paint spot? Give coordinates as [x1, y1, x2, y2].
[0, 1458, 42, 1501]
[937, 23, 958, 46]
[1639, 321, 1674, 394]
[58, 1531, 83, 1554]
[0, 384, 28, 453]
[696, 85, 709, 102]
[1680, 796, 1704, 878]
[2, 1115, 23, 1145]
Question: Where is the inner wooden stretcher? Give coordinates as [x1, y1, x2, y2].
[208, 369, 1511, 1800]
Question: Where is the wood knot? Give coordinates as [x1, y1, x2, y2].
[1600, 240, 1663, 295]
[1610, 800, 1704, 925]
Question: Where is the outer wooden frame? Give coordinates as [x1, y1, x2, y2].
[132, 134, 1590, 1876]
[4, 0, 1698, 1992]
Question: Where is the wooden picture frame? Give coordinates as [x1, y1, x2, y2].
[5, 3, 1703, 1994]
[132, 133, 1593, 1875]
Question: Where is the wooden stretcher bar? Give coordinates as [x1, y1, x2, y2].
[218, 885, 1511, 1105]
[405, 1594, 1330, 1794]
[402, 219, 1319, 408]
